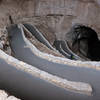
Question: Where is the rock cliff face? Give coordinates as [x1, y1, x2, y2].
[0, 0, 100, 39]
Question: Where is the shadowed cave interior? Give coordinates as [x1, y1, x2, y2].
[65, 24, 100, 61]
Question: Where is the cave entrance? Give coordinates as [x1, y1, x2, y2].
[66, 24, 100, 61]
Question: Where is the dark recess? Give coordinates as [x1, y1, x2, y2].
[66, 24, 100, 61]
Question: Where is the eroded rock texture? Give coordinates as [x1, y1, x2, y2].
[0, 0, 100, 39]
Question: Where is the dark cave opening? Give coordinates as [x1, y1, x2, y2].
[67, 24, 100, 61]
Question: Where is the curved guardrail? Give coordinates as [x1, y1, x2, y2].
[0, 50, 92, 100]
[6, 24, 100, 100]
[53, 40, 82, 60]
[23, 23, 55, 50]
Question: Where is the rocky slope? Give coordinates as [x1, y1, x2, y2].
[0, 0, 100, 40]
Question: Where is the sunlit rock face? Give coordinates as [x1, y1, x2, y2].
[0, 0, 100, 39]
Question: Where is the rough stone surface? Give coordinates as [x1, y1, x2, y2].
[0, 90, 20, 100]
[0, 0, 100, 40]
[0, 28, 11, 55]
[0, 42, 3, 49]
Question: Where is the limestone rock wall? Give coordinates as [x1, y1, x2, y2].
[0, 0, 100, 39]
